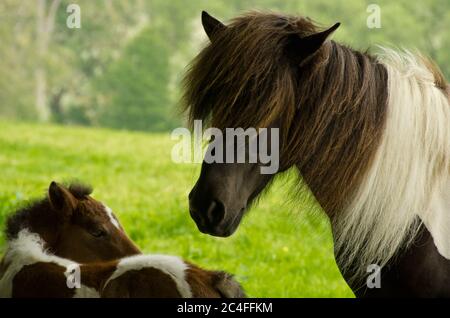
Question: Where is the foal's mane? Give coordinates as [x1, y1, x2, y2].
[5, 183, 93, 240]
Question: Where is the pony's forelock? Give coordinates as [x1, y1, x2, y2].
[182, 11, 319, 136]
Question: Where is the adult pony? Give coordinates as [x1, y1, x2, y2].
[184, 11, 450, 297]
[0, 182, 244, 298]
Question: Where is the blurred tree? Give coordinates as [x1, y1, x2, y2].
[48, 0, 147, 125]
[95, 27, 174, 131]
[0, 0, 448, 130]
[0, 0, 36, 120]
[35, 0, 62, 122]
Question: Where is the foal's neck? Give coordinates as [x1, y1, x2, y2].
[294, 42, 389, 216]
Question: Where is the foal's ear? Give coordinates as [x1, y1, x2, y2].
[287, 22, 340, 64]
[48, 182, 77, 214]
[202, 11, 226, 41]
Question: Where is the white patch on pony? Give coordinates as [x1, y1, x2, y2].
[104, 205, 120, 230]
[105, 254, 193, 298]
[0, 229, 99, 298]
[333, 48, 450, 282]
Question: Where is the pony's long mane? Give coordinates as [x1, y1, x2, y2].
[335, 49, 450, 282]
[183, 11, 450, 283]
[183, 11, 317, 138]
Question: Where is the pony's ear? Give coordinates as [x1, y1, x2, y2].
[48, 182, 77, 215]
[202, 11, 226, 41]
[287, 22, 340, 64]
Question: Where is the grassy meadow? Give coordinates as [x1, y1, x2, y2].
[0, 120, 353, 297]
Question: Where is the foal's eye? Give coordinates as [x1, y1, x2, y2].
[89, 228, 106, 238]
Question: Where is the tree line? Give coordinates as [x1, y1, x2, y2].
[1, 0, 448, 131]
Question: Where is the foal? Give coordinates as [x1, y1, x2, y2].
[0, 182, 244, 298]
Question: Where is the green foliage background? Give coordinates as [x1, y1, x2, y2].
[0, 121, 353, 297]
[0, 0, 448, 130]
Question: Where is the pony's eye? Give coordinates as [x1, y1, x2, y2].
[89, 228, 106, 238]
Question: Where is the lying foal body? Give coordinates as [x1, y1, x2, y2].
[1, 230, 240, 298]
[0, 182, 244, 298]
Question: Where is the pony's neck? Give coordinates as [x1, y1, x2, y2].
[294, 44, 450, 283]
[293, 42, 389, 216]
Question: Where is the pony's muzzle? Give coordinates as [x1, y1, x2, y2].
[189, 197, 228, 236]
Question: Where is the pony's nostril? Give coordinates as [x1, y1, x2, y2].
[206, 199, 226, 226]
[189, 196, 226, 232]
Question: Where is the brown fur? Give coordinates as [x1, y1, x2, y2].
[290, 43, 389, 216]
[102, 267, 182, 298]
[7, 258, 245, 298]
[5, 182, 140, 263]
[9, 261, 181, 298]
[12, 262, 74, 298]
[185, 263, 245, 298]
[80, 261, 120, 292]
[185, 265, 221, 297]
[183, 12, 389, 215]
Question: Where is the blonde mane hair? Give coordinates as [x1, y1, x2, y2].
[333, 49, 450, 283]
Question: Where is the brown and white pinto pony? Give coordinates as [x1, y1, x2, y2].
[184, 11, 450, 297]
[0, 182, 245, 298]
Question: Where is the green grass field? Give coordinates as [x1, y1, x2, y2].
[0, 120, 353, 297]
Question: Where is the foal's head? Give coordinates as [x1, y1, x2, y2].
[184, 11, 340, 236]
[6, 182, 140, 263]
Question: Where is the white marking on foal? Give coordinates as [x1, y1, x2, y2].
[0, 229, 98, 298]
[104, 205, 120, 230]
[105, 254, 193, 298]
